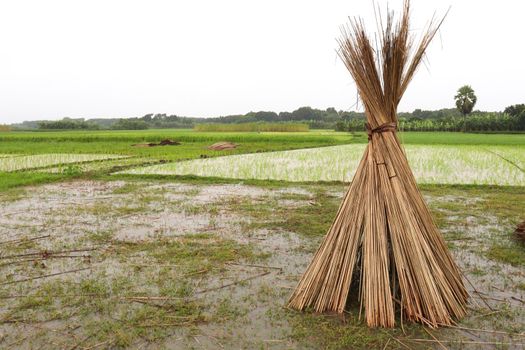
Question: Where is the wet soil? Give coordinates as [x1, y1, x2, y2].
[0, 180, 524, 349]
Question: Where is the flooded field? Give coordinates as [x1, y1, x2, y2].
[0, 180, 523, 349]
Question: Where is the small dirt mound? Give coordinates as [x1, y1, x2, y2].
[515, 220, 525, 242]
[132, 143, 157, 148]
[208, 142, 237, 151]
[158, 139, 180, 146]
[132, 139, 181, 147]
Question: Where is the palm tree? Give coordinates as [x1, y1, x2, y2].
[454, 85, 477, 132]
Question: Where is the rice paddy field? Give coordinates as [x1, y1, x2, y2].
[121, 144, 525, 185]
[0, 129, 524, 349]
[0, 154, 127, 172]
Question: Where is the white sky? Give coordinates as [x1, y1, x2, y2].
[0, 0, 523, 123]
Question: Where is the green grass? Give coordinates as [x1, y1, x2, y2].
[0, 171, 69, 192]
[286, 311, 426, 350]
[114, 233, 261, 269]
[235, 188, 340, 238]
[486, 244, 525, 266]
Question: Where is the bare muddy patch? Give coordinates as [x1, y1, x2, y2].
[0, 180, 319, 349]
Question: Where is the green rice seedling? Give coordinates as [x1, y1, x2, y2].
[121, 145, 525, 186]
[0, 153, 127, 172]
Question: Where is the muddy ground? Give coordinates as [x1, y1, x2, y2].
[0, 180, 524, 349]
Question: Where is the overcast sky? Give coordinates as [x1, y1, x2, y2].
[0, 0, 523, 123]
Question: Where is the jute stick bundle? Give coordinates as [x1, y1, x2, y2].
[288, 0, 468, 328]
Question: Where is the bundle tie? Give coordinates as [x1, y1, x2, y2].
[366, 122, 397, 141]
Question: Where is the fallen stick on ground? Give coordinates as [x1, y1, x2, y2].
[470, 309, 504, 319]
[0, 293, 184, 300]
[122, 296, 184, 301]
[4, 335, 32, 348]
[471, 294, 508, 303]
[183, 269, 208, 277]
[126, 263, 181, 267]
[0, 248, 98, 260]
[83, 340, 110, 350]
[423, 328, 447, 350]
[0, 255, 91, 267]
[138, 321, 196, 327]
[0, 267, 91, 285]
[492, 285, 504, 292]
[1, 311, 78, 325]
[127, 299, 172, 309]
[439, 324, 525, 337]
[392, 337, 412, 350]
[277, 285, 294, 290]
[195, 271, 271, 294]
[0, 234, 51, 246]
[68, 334, 93, 350]
[511, 296, 525, 304]
[463, 273, 494, 311]
[408, 339, 524, 346]
[25, 323, 83, 348]
[227, 262, 282, 271]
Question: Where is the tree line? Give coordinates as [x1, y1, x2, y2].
[340, 110, 525, 132]
[8, 84, 524, 132]
[10, 104, 525, 133]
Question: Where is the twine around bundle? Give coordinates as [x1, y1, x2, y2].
[366, 122, 398, 141]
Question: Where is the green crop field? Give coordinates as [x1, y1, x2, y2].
[0, 129, 524, 190]
[0, 129, 354, 190]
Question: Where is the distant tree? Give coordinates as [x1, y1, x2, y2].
[334, 121, 348, 132]
[339, 111, 365, 122]
[504, 104, 525, 117]
[38, 119, 99, 130]
[291, 106, 320, 121]
[251, 111, 279, 122]
[504, 104, 525, 130]
[454, 85, 477, 131]
[141, 114, 153, 122]
[518, 111, 525, 131]
[112, 119, 148, 130]
[278, 111, 292, 120]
